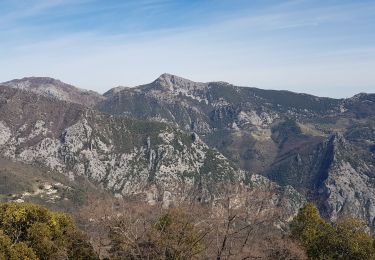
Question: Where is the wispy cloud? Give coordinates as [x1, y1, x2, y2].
[0, 0, 374, 97]
[0, 0, 83, 25]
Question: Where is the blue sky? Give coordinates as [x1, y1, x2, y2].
[0, 0, 374, 97]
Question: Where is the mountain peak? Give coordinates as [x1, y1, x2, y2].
[19, 76, 62, 84]
[1, 76, 103, 106]
[2, 76, 74, 91]
[157, 73, 175, 80]
[156, 73, 193, 85]
[152, 73, 206, 91]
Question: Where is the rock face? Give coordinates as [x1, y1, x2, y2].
[98, 74, 344, 173]
[320, 134, 375, 225]
[98, 74, 375, 228]
[0, 85, 303, 224]
[1, 74, 374, 229]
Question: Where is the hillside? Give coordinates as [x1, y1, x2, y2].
[1, 74, 374, 229]
[98, 74, 375, 227]
[0, 84, 303, 226]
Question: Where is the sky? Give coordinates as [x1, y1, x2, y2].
[0, 0, 374, 97]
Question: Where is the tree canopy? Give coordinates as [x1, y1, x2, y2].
[0, 202, 98, 260]
[291, 203, 375, 260]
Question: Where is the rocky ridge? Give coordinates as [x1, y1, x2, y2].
[1, 74, 374, 229]
[98, 74, 375, 228]
[0, 84, 304, 224]
[2, 77, 104, 107]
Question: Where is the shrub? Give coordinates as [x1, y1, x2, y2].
[0, 202, 98, 260]
[291, 203, 375, 260]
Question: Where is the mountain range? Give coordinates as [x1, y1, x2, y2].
[0, 74, 374, 229]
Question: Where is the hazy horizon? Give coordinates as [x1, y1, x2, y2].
[1, 0, 374, 98]
[2, 73, 373, 99]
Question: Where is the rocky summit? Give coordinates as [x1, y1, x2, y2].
[1, 74, 374, 229]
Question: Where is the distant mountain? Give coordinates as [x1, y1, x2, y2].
[0, 83, 303, 224]
[0, 74, 374, 229]
[98, 73, 375, 227]
[1, 77, 104, 106]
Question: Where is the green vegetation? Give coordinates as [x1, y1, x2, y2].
[200, 149, 236, 182]
[345, 124, 375, 142]
[249, 88, 341, 113]
[0, 202, 98, 260]
[208, 84, 244, 104]
[291, 203, 375, 260]
[109, 116, 167, 153]
[271, 119, 304, 146]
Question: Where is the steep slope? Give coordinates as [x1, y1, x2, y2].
[0, 157, 103, 212]
[319, 134, 375, 224]
[266, 132, 375, 225]
[98, 74, 375, 227]
[98, 74, 346, 173]
[0, 85, 304, 223]
[1, 77, 104, 107]
[1, 74, 374, 229]
[100, 73, 343, 130]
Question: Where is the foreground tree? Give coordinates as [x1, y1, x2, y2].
[0, 202, 98, 260]
[0, 229, 38, 260]
[291, 203, 375, 260]
[109, 207, 209, 259]
[102, 191, 306, 259]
